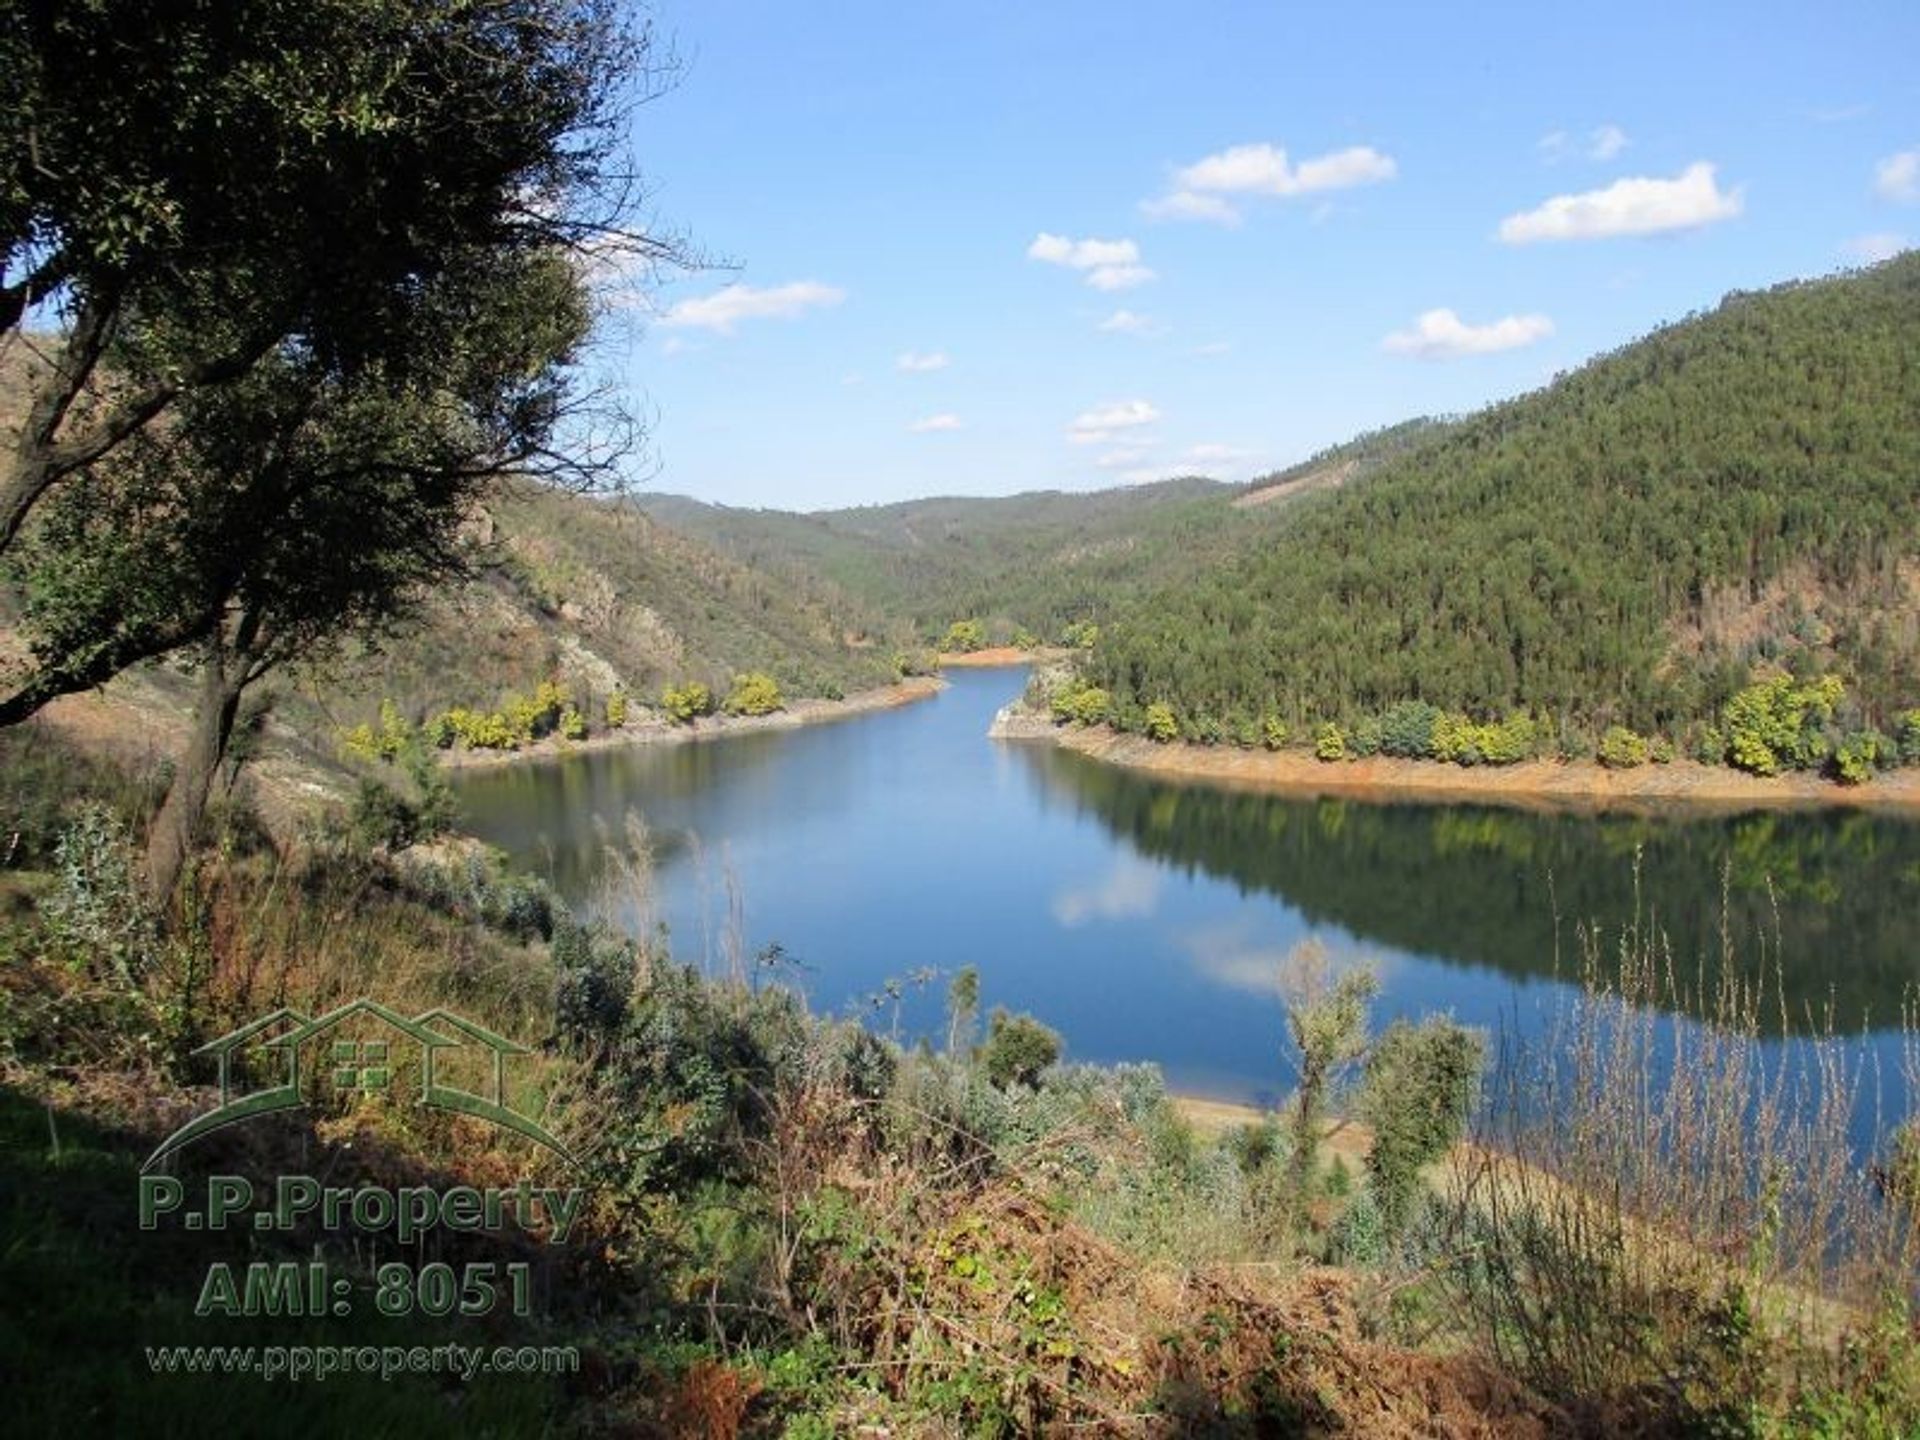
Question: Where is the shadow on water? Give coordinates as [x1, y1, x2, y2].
[1016, 744, 1920, 1037]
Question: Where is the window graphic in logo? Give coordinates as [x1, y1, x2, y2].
[142, 998, 577, 1171]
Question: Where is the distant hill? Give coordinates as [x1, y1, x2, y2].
[1084, 254, 1920, 740]
[331, 486, 906, 723]
[639, 477, 1269, 643]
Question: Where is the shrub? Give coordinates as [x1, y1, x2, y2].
[605, 690, 630, 728]
[1144, 703, 1179, 742]
[1598, 725, 1650, 769]
[662, 681, 714, 723]
[1649, 736, 1675, 764]
[1262, 715, 1289, 751]
[1010, 626, 1040, 651]
[1060, 621, 1099, 649]
[559, 706, 587, 741]
[1314, 722, 1347, 761]
[981, 1009, 1061, 1090]
[349, 779, 423, 851]
[553, 917, 637, 1052]
[1831, 729, 1891, 786]
[1360, 1018, 1483, 1235]
[1348, 716, 1383, 758]
[1050, 680, 1111, 726]
[723, 672, 784, 717]
[1380, 700, 1441, 759]
[1896, 710, 1920, 766]
[1723, 673, 1843, 775]
[942, 618, 986, 653]
[44, 804, 153, 983]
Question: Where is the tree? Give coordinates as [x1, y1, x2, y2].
[1359, 1019, 1483, 1234]
[17, 247, 598, 898]
[941, 618, 986, 653]
[1277, 941, 1378, 1198]
[981, 1008, 1061, 1090]
[2, 0, 682, 718]
[945, 965, 980, 1057]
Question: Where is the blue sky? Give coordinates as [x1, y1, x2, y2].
[602, 0, 1918, 510]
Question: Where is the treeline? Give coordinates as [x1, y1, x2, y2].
[1083, 255, 1920, 752]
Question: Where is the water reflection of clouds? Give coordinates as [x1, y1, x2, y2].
[1182, 918, 1386, 998]
[1051, 854, 1162, 927]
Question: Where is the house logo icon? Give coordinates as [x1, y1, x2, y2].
[142, 998, 578, 1171]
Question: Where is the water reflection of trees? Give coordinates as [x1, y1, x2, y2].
[1027, 750, 1920, 1032]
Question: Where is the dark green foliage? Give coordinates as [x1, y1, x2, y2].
[1086, 258, 1920, 740]
[981, 1008, 1062, 1090]
[1379, 700, 1442, 759]
[1360, 1019, 1484, 1234]
[348, 779, 424, 851]
[553, 917, 637, 1052]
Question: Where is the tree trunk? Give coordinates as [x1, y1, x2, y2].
[143, 609, 261, 905]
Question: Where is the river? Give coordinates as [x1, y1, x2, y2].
[452, 667, 1918, 1130]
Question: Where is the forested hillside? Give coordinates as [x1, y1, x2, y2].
[639, 478, 1256, 643]
[1084, 255, 1920, 746]
[331, 487, 906, 724]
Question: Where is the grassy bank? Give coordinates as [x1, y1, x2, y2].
[3, 728, 1917, 1435]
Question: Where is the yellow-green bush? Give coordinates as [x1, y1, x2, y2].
[1143, 703, 1178, 742]
[605, 690, 629, 728]
[723, 672, 784, 717]
[1315, 722, 1347, 761]
[661, 681, 714, 723]
[1598, 725, 1650, 769]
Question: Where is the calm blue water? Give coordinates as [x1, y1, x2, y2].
[453, 667, 1918, 1127]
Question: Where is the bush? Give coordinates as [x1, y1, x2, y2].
[1896, 710, 1920, 766]
[1723, 673, 1843, 775]
[1598, 725, 1650, 769]
[1831, 729, 1891, 786]
[1379, 700, 1441, 759]
[1050, 679, 1111, 727]
[553, 917, 637, 1052]
[662, 681, 714, 723]
[981, 1008, 1061, 1090]
[1143, 703, 1179, 742]
[723, 672, 784, 717]
[1360, 1018, 1483, 1235]
[349, 779, 424, 851]
[44, 804, 154, 983]
[1262, 715, 1289, 751]
[605, 690, 630, 728]
[1314, 723, 1346, 761]
[1348, 716, 1383, 757]
[1060, 621, 1099, 649]
[559, 706, 588, 741]
[942, 618, 986, 653]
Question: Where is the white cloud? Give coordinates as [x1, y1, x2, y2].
[1383, 308, 1554, 359]
[1874, 149, 1919, 204]
[1068, 399, 1160, 445]
[896, 350, 949, 373]
[1027, 232, 1155, 289]
[659, 280, 845, 334]
[1588, 124, 1629, 161]
[1498, 162, 1742, 243]
[1147, 141, 1396, 225]
[909, 413, 963, 433]
[1842, 232, 1910, 263]
[1097, 308, 1153, 334]
[1191, 340, 1232, 357]
[1540, 125, 1630, 164]
[1140, 190, 1242, 225]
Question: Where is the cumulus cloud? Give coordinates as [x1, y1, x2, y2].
[1498, 162, 1742, 243]
[1027, 232, 1155, 289]
[659, 280, 845, 334]
[1097, 308, 1154, 334]
[895, 350, 949, 373]
[909, 413, 963, 433]
[1382, 308, 1554, 359]
[1146, 142, 1396, 225]
[1843, 232, 1910, 263]
[1538, 125, 1629, 163]
[1875, 149, 1919, 204]
[1068, 399, 1159, 445]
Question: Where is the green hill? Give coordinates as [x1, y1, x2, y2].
[638, 478, 1258, 644]
[310, 486, 908, 728]
[1083, 256, 1920, 745]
